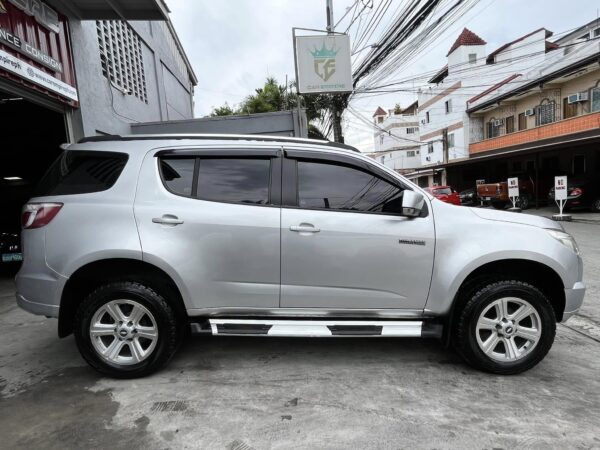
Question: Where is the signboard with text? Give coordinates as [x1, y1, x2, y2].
[555, 176, 568, 201]
[295, 34, 352, 94]
[508, 177, 519, 198]
[0, 0, 77, 104]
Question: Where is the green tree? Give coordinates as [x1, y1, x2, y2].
[210, 103, 234, 116]
[208, 77, 331, 139]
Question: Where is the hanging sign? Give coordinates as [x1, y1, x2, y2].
[295, 34, 352, 94]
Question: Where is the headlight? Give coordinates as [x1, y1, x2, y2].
[546, 229, 580, 255]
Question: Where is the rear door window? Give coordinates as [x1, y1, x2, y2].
[197, 158, 271, 204]
[158, 156, 273, 205]
[35, 151, 128, 196]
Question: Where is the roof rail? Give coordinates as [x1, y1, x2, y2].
[77, 133, 360, 152]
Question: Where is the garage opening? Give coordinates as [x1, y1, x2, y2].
[0, 90, 68, 275]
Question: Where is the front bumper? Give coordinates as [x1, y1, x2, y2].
[562, 281, 586, 321]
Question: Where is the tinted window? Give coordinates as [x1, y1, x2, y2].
[197, 158, 271, 204]
[35, 151, 128, 196]
[297, 161, 403, 214]
[160, 158, 195, 196]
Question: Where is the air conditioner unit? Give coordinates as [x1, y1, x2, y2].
[493, 119, 504, 127]
[568, 92, 589, 104]
[524, 108, 535, 116]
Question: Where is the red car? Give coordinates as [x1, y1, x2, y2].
[425, 186, 461, 205]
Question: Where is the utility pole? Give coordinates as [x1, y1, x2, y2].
[326, 0, 344, 143]
[442, 129, 449, 186]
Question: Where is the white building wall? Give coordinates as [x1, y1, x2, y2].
[418, 29, 552, 170]
[374, 114, 420, 153]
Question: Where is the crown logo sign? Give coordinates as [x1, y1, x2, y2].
[310, 42, 339, 59]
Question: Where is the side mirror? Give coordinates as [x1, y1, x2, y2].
[402, 190, 425, 217]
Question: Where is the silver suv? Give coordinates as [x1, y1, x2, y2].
[16, 135, 585, 378]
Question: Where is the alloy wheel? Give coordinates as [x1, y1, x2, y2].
[89, 299, 158, 365]
[475, 297, 542, 362]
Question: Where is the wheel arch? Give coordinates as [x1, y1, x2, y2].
[59, 258, 187, 338]
[442, 258, 565, 346]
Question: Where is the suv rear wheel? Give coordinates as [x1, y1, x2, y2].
[74, 281, 180, 378]
[454, 280, 556, 374]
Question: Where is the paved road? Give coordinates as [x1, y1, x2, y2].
[1, 212, 599, 449]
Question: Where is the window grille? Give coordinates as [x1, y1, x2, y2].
[97, 20, 148, 103]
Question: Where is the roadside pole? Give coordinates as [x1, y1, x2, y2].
[326, 0, 344, 143]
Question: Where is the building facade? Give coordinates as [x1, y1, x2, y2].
[412, 27, 556, 187]
[458, 24, 600, 206]
[369, 102, 421, 172]
[0, 0, 196, 231]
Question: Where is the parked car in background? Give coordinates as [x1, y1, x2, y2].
[548, 178, 600, 212]
[459, 188, 478, 206]
[16, 134, 585, 378]
[0, 230, 21, 273]
[477, 180, 533, 210]
[425, 186, 461, 205]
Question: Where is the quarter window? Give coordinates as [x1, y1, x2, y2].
[297, 161, 404, 214]
[160, 158, 195, 196]
[197, 158, 271, 204]
[35, 151, 128, 196]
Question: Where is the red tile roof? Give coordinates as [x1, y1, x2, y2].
[467, 74, 522, 104]
[373, 106, 387, 117]
[447, 28, 487, 56]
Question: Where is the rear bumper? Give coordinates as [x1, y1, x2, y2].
[16, 293, 59, 318]
[562, 281, 586, 322]
[15, 270, 65, 318]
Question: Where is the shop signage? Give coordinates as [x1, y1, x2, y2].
[5, 0, 60, 33]
[0, 26, 63, 72]
[295, 34, 352, 94]
[0, 48, 77, 100]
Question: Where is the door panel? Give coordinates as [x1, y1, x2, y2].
[134, 150, 281, 310]
[280, 155, 435, 310]
[281, 208, 434, 309]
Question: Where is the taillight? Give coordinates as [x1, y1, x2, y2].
[569, 187, 583, 197]
[21, 203, 63, 229]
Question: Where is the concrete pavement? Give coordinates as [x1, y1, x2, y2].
[1, 217, 599, 449]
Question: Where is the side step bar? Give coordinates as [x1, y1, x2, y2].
[190, 319, 441, 338]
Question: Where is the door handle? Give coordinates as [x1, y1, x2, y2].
[290, 224, 320, 233]
[152, 214, 184, 225]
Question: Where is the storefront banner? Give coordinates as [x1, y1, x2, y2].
[0, 48, 77, 101]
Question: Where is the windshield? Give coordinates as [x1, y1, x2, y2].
[434, 187, 452, 195]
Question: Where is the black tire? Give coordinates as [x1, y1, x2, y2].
[74, 281, 180, 378]
[454, 279, 556, 375]
[518, 195, 530, 210]
[591, 198, 600, 212]
[491, 201, 506, 210]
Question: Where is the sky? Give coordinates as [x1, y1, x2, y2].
[167, 0, 600, 152]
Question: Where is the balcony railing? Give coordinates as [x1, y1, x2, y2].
[469, 111, 600, 155]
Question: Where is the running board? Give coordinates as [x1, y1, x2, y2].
[194, 319, 427, 337]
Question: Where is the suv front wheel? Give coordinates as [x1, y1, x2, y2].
[454, 280, 556, 374]
[74, 281, 180, 378]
